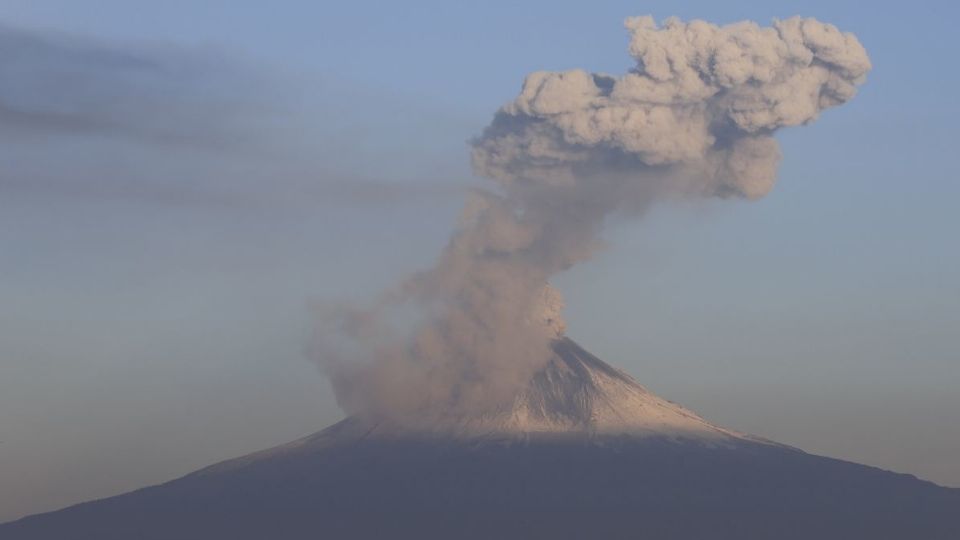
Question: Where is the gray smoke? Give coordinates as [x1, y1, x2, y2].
[0, 23, 259, 147]
[313, 16, 870, 424]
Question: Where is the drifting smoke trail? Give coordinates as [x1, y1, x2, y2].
[313, 16, 870, 423]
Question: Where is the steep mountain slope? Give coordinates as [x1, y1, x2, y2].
[3, 338, 958, 539]
[364, 336, 759, 440]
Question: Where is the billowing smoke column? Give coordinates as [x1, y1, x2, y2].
[313, 16, 870, 424]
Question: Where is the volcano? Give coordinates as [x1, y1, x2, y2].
[3, 338, 958, 539]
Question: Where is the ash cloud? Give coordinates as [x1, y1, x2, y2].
[0, 23, 260, 147]
[313, 16, 871, 423]
[3, 23, 469, 211]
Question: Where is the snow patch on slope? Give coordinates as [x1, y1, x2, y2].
[201, 337, 772, 477]
[363, 337, 757, 444]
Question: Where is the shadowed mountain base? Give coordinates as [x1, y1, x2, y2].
[4, 339, 958, 539]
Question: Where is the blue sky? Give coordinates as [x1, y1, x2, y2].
[1, 0, 958, 522]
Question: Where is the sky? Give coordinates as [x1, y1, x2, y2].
[1, 0, 958, 523]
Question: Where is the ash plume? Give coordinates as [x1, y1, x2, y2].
[312, 16, 870, 423]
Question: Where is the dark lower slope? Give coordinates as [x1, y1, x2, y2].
[3, 432, 958, 540]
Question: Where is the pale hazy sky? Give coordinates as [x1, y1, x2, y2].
[1, 0, 958, 523]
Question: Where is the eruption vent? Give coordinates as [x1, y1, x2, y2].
[313, 16, 870, 423]
[326, 337, 763, 442]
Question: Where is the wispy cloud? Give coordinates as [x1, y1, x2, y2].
[0, 22, 468, 210]
[0, 23, 262, 147]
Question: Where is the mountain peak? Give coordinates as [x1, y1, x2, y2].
[375, 336, 754, 442]
[198, 337, 762, 477]
[271, 338, 760, 452]
[504, 337, 745, 438]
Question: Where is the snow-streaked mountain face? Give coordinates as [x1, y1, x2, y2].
[196, 337, 761, 476]
[210, 337, 766, 473]
[343, 337, 758, 442]
[406, 337, 752, 441]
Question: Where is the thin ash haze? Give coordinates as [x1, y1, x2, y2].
[0, 23, 461, 210]
[0, 23, 258, 147]
[313, 16, 871, 423]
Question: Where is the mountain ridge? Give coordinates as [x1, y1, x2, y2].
[3, 337, 958, 539]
